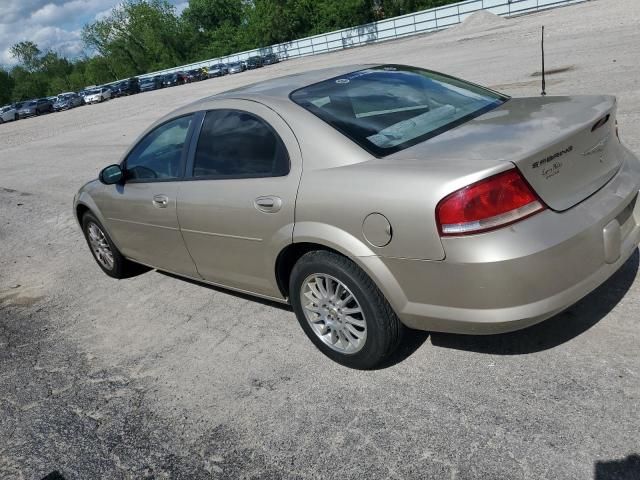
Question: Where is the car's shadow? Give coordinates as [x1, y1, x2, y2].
[158, 249, 637, 367]
[429, 248, 639, 356]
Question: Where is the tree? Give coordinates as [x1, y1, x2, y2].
[10, 67, 48, 101]
[9, 41, 42, 72]
[378, 0, 453, 18]
[0, 0, 463, 103]
[82, 0, 192, 75]
[183, 0, 245, 31]
[0, 68, 15, 105]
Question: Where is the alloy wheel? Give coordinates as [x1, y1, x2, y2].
[300, 273, 367, 354]
[87, 222, 114, 270]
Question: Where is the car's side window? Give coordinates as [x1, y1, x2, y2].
[125, 115, 194, 181]
[192, 109, 289, 178]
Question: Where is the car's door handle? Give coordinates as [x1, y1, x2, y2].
[254, 196, 282, 213]
[152, 194, 169, 208]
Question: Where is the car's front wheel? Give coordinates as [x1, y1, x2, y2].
[82, 212, 145, 279]
[289, 251, 403, 369]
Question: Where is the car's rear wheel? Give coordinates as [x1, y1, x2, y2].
[289, 250, 403, 369]
[82, 212, 145, 279]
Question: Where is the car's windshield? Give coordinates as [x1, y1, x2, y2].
[86, 90, 99, 95]
[26, 101, 37, 106]
[1, 106, 10, 112]
[290, 65, 508, 157]
[58, 94, 72, 100]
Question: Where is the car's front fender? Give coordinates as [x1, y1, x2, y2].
[74, 186, 124, 252]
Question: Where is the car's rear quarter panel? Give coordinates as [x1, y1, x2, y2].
[378, 146, 640, 333]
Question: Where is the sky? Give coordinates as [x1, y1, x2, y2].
[0, 0, 188, 67]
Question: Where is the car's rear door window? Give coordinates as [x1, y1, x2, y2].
[192, 109, 289, 179]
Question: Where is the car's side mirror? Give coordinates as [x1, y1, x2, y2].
[99, 164, 124, 185]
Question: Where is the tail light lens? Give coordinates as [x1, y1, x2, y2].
[436, 169, 545, 236]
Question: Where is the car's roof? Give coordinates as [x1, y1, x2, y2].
[208, 64, 376, 101]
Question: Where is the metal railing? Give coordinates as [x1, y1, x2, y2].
[138, 0, 588, 79]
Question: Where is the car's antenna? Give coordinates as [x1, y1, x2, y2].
[541, 26, 547, 96]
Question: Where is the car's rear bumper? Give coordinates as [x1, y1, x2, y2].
[361, 146, 640, 334]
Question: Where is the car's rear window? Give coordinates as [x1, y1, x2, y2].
[290, 65, 507, 157]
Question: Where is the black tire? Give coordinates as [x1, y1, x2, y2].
[289, 250, 404, 369]
[81, 212, 146, 279]
[14, 114, 18, 121]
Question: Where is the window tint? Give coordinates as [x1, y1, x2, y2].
[125, 115, 193, 180]
[193, 110, 289, 178]
[290, 65, 507, 157]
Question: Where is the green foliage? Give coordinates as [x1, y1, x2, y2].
[2, 0, 462, 103]
[9, 41, 42, 72]
[183, 0, 245, 31]
[0, 68, 15, 105]
[9, 67, 49, 101]
[378, 0, 457, 17]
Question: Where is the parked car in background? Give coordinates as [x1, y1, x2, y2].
[262, 53, 280, 65]
[117, 77, 140, 95]
[140, 76, 163, 92]
[53, 92, 83, 111]
[76, 64, 640, 369]
[17, 98, 53, 118]
[84, 87, 111, 104]
[189, 69, 207, 82]
[246, 56, 264, 69]
[208, 63, 228, 78]
[227, 61, 245, 74]
[0, 105, 18, 123]
[109, 82, 124, 98]
[162, 72, 188, 88]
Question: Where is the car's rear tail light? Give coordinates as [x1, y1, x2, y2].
[436, 169, 545, 236]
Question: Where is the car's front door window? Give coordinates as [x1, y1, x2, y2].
[125, 115, 194, 181]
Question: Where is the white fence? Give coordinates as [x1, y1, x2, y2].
[139, 0, 588, 79]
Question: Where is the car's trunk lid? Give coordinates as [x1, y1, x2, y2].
[387, 95, 622, 211]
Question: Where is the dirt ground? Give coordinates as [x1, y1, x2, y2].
[1, 0, 639, 478]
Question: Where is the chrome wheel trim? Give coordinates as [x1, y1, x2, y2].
[87, 222, 115, 271]
[300, 273, 367, 354]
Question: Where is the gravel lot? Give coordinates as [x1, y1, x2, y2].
[1, 0, 640, 478]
